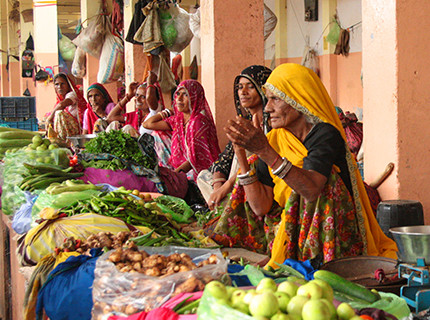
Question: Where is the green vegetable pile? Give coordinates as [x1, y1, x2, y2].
[84, 130, 154, 169]
[80, 158, 127, 171]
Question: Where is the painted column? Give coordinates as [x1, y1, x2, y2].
[274, 0, 287, 65]
[363, 0, 430, 221]
[0, 4, 10, 96]
[319, 0, 337, 104]
[6, 0, 21, 96]
[200, 0, 265, 149]
[33, 0, 59, 120]
[20, 0, 36, 97]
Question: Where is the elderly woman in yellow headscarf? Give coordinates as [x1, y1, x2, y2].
[225, 63, 397, 267]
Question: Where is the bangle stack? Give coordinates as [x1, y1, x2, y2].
[211, 177, 226, 187]
[237, 168, 258, 186]
[159, 109, 172, 120]
[271, 157, 293, 179]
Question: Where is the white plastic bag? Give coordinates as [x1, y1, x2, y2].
[162, 5, 193, 54]
[97, 32, 125, 84]
[71, 47, 86, 78]
[189, 7, 200, 39]
[264, 4, 277, 40]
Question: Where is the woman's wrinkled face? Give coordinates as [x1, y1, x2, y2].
[175, 88, 191, 114]
[87, 89, 107, 110]
[135, 87, 148, 111]
[54, 76, 71, 96]
[236, 77, 262, 110]
[265, 88, 303, 129]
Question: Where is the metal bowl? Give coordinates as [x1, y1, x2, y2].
[390, 225, 430, 265]
[67, 134, 96, 149]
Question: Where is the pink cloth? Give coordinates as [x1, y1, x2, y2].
[165, 80, 220, 180]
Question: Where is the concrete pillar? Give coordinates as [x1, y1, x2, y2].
[200, 0, 265, 149]
[6, 0, 21, 96]
[363, 0, 430, 221]
[0, 4, 10, 96]
[319, 0, 337, 104]
[33, 0, 59, 120]
[274, 0, 287, 65]
[20, 0, 36, 97]
[80, 0, 117, 101]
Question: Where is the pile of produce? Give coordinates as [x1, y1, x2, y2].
[84, 130, 156, 169]
[199, 274, 375, 320]
[0, 127, 40, 157]
[19, 163, 84, 192]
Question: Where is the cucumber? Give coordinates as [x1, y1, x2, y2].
[0, 139, 32, 148]
[333, 290, 370, 304]
[313, 270, 380, 303]
[0, 131, 39, 139]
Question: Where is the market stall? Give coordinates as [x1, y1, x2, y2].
[0, 126, 419, 320]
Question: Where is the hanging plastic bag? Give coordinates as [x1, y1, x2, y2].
[71, 47, 87, 78]
[58, 34, 76, 61]
[189, 7, 200, 39]
[264, 4, 277, 40]
[159, 9, 177, 48]
[326, 20, 341, 45]
[97, 31, 125, 84]
[166, 5, 193, 54]
[72, 13, 109, 58]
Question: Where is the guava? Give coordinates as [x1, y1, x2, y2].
[233, 301, 250, 315]
[287, 295, 309, 316]
[311, 279, 334, 301]
[320, 298, 337, 320]
[297, 282, 323, 300]
[249, 291, 279, 318]
[256, 277, 278, 293]
[336, 302, 356, 320]
[32, 135, 43, 146]
[205, 280, 227, 300]
[231, 289, 247, 306]
[302, 299, 331, 320]
[271, 312, 293, 320]
[277, 280, 298, 297]
[43, 138, 51, 146]
[275, 291, 290, 313]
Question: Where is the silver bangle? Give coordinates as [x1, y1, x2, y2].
[276, 161, 293, 179]
[271, 157, 288, 175]
[237, 168, 255, 179]
[238, 175, 258, 186]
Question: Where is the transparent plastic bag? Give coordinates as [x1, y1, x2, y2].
[72, 14, 109, 58]
[71, 47, 86, 78]
[1, 148, 71, 215]
[58, 34, 76, 61]
[91, 246, 227, 319]
[163, 5, 193, 54]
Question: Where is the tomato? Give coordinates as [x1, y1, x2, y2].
[360, 315, 374, 320]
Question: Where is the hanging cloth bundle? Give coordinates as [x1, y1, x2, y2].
[125, 0, 151, 44]
[301, 45, 320, 76]
[133, 1, 164, 54]
[334, 28, 350, 56]
[111, 0, 124, 35]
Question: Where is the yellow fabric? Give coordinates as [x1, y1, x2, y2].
[264, 63, 397, 268]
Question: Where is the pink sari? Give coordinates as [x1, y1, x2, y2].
[166, 80, 220, 180]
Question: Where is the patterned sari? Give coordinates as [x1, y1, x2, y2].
[165, 80, 220, 180]
[263, 64, 398, 267]
[52, 73, 87, 141]
[85, 83, 114, 134]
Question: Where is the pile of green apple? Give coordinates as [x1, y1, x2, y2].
[26, 134, 59, 152]
[204, 277, 362, 320]
[22, 134, 70, 166]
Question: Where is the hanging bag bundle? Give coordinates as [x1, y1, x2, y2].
[72, 12, 109, 58]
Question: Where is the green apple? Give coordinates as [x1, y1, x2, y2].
[277, 280, 298, 297]
[271, 312, 293, 320]
[233, 301, 250, 315]
[32, 135, 43, 146]
[48, 143, 58, 150]
[311, 279, 334, 301]
[287, 295, 309, 316]
[36, 144, 47, 151]
[243, 289, 257, 305]
[205, 280, 228, 300]
[231, 289, 247, 306]
[302, 299, 331, 320]
[226, 286, 237, 299]
[297, 282, 323, 300]
[256, 277, 278, 293]
[320, 298, 337, 320]
[337, 302, 356, 320]
[274, 291, 290, 313]
[249, 291, 280, 318]
[42, 138, 51, 146]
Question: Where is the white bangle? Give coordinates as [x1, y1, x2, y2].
[237, 168, 256, 179]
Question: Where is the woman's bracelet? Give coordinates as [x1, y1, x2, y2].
[237, 168, 256, 179]
[147, 84, 156, 90]
[270, 154, 281, 168]
[271, 157, 293, 179]
[238, 175, 258, 186]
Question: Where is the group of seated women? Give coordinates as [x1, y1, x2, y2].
[49, 62, 398, 266]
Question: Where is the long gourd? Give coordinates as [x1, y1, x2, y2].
[313, 270, 380, 303]
[0, 139, 32, 148]
[0, 131, 39, 139]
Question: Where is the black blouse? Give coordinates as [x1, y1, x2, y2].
[257, 122, 352, 195]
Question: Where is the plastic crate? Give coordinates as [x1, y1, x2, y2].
[0, 118, 39, 131]
[0, 97, 36, 121]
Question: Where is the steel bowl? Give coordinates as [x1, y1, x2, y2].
[67, 134, 96, 149]
[390, 225, 430, 265]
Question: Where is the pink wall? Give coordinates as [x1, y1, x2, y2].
[8, 62, 21, 96]
[1, 64, 10, 96]
[33, 53, 57, 122]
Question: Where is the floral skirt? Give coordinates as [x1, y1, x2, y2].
[204, 156, 282, 254]
[279, 169, 364, 264]
[53, 110, 80, 142]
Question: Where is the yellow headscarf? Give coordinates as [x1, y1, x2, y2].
[263, 64, 397, 267]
